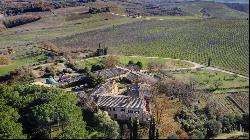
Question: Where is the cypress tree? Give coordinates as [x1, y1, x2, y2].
[148, 117, 152, 139]
[120, 123, 124, 139]
[133, 118, 140, 139]
[104, 48, 108, 55]
[156, 129, 159, 139]
[152, 117, 156, 139]
[208, 58, 212, 67]
[149, 116, 156, 139]
[129, 118, 133, 139]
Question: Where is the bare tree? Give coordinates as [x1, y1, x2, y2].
[101, 55, 119, 68]
[153, 77, 203, 107]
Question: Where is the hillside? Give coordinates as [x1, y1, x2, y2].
[0, 0, 249, 139]
[102, 0, 248, 19]
[225, 3, 249, 13]
[0, 0, 249, 77]
[52, 18, 249, 76]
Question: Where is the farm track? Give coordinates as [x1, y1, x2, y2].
[78, 55, 249, 79]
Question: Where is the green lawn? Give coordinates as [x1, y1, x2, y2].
[76, 55, 194, 70]
[0, 54, 47, 76]
[118, 56, 194, 69]
[77, 57, 104, 69]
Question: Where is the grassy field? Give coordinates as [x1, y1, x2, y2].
[54, 18, 249, 76]
[0, 6, 139, 57]
[0, 6, 138, 75]
[0, 54, 47, 76]
[144, 16, 201, 20]
[76, 55, 194, 70]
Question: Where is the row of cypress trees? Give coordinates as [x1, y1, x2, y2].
[121, 116, 159, 139]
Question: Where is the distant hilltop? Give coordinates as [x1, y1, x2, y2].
[202, 0, 249, 4]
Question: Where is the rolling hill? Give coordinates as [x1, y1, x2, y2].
[102, 0, 248, 19]
[0, 0, 249, 77]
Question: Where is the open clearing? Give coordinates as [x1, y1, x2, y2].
[76, 55, 195, 70]
[0, 54, 47, 76]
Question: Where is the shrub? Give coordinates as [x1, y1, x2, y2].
[128, 60, 134, 65]
[42, 42, 60, 53]
[190, 130, 205, 139]
[136, 61, 143, 69]
[204, 120, 222, 138]
[101, 55, 119, 68]
[91, 64, 105, 72]
[3, 15, 41, 28]
[167, 133, 180, 139]
[0, 55, 11, 65]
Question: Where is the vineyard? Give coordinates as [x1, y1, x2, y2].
[213, 94, 244, 115]
[53, 19, 249, 76]
[228, 93, 249, 113]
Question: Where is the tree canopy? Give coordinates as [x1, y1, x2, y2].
[0, 84, 107, 139]
[94, 110, 120, 139]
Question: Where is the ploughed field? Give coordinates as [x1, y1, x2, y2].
[53, 18, 249, 76]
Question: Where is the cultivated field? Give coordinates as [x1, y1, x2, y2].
[53, 18, 249, 76]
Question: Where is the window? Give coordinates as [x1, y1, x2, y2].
[114, 114, 117, 119]
[113, 108, 116, 111]
[128, 110, 133, 113]
[121, 109, 125, 112]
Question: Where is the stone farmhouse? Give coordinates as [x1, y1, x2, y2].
[90, 73, 154, 123]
